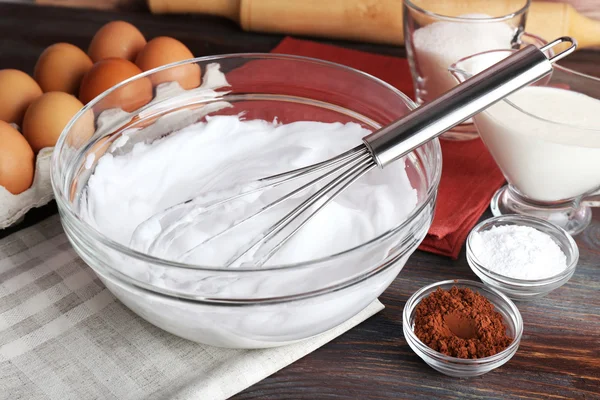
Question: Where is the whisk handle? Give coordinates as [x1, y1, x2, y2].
[363, 37, 577, 168]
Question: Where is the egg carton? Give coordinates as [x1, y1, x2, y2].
[0, 147, 54, 229]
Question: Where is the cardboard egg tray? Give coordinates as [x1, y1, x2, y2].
[0, 147, 54, 229]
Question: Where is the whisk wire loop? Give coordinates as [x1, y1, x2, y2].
[222, 146, 375, 267]
[251, 158, 377, 267]
[176, 145, 372, 262]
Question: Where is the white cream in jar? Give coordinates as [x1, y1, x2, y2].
[473, 86, 600, 202]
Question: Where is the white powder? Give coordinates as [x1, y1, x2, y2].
[470, 225, 568, 280]
[412, 13, 515, 103]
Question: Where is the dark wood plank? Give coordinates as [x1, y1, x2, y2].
[0, 3, 599, 399]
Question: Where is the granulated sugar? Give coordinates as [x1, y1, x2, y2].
[470, 225, 568, 280]
[412, 13, 515, 102]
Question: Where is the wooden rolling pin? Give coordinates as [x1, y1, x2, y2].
[147, 0, 600, 49]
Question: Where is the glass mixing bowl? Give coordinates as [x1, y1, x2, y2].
[51, 54, 442, 348]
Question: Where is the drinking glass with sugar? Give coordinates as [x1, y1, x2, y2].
[403, 0, 530, 140]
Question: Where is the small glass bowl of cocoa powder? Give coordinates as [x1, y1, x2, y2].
[403, 280, 523, 378]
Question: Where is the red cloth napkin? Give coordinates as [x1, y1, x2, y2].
[269, 37, 505, 259]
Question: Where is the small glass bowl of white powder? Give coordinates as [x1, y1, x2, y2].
[466, 215, 579, 301]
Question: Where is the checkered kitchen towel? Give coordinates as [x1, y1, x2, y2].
[0, 215, 383, 400]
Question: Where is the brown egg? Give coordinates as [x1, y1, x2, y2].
[22, 92, 84, 153]
[135, 36, 200, 90]
[34, 43, 93, 94]
[79, 58, 153, 112]
[66, 108, 96, 149]
[0, 121, 35, 194]
[0, 69, 43, 125]
[88, 21, 147, 63]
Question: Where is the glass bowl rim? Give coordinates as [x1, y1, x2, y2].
[466, 214, 579, 286]
[449, 46, 600, 132]
[51, 52, 443, 273]
[402, 279, 523, 365]
[403, 0, 531, 23]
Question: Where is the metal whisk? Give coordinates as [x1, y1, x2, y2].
[132, 37, 576, 267]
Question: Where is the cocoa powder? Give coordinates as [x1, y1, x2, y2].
[413, 286, 512, 359]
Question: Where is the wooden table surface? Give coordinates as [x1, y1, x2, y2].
[1, 2, 599, 399]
